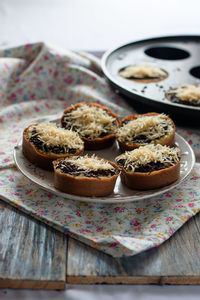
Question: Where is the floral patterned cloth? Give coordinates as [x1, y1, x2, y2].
[0, 42, 200, 257]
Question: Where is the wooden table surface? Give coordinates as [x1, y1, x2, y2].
[1, 194, 200, 290]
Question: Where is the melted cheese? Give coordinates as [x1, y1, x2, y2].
[115, 144, 180, 172]
[27, 122, 84, 151]
[119, 63, 167, 79]
[169, 84, 200, 102]
[58, 155, 115, 171]
[62, 104, 118, 139]
[116, 114, 173, 144]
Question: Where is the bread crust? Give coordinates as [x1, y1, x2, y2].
[117, 112, 175, 152]
[53, 158, 120, 197]
[120, 160, 181, 190]
[22, 124, 84, 170]
[60, 102, 121, 150]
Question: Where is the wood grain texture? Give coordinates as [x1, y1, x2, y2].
[67, 212, 200, 285]
[0, 200, 66, 290]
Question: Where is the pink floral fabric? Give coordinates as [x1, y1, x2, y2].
[0, 42, 200, 257]
[0, 167, 200, 257]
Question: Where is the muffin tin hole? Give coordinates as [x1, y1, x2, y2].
[145, 46, 190, 60]
[190, 66, 200, 79]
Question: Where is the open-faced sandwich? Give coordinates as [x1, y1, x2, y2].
[53, 154, 120, 196]
[60, 102, 120, 150]
[166, 84, 200, 107]
[23, 122, 84, 170]
[116, 112, 175, 152]
[115, 144, 181, 190]
[119, 62, 168, 83]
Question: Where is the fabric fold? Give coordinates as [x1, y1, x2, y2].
[0, 166, 199, 257]
[0, 42, 200, 257]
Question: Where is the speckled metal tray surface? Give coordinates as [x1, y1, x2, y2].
[101, 35, 200, 118]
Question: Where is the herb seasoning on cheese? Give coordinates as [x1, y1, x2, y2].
[27, 122, 84, 155]
[116, 114, 173, 145]
[61, 103, 118, 139]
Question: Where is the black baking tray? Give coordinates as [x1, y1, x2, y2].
[101, 35, 200, 123]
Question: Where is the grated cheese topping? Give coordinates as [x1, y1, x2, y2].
[57, 154, 115, 171]
[27, 122, 84, 154]
[62, 104, 118, 139]
[115, 144, 180, 172]
[116, 114, 173, 145]
[119, 62, 167, 79]
[169, 84, 200, 102]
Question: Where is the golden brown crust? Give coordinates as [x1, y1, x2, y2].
[60, 102, 121, 150]
[22, 125, 84, 170]
[53, 158, 120, 197]
[117, 112, 175, 152]
[120, 160, 181, 190]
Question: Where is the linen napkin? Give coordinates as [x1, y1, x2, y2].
[0, 42, 200, 257]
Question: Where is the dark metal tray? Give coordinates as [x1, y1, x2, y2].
[101, 35, 200, 120]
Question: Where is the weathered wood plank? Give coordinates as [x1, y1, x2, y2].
[0, 200, 66, 290]
[67, 212, 200, 284]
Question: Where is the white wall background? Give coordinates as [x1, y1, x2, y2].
[0, 0, 199, 51]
